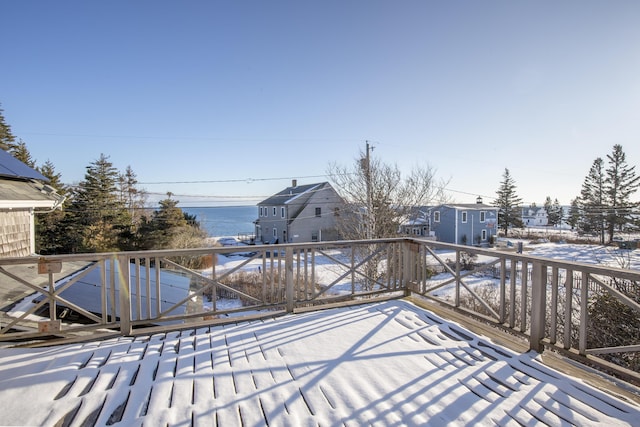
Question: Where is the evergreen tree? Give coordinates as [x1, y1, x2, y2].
[35, 160, 68, 254]
[0, 104, 18, 152]
[579, 158, 607, 244]
[552, 198, 564, 228]
[544, 196, 563, 227]
[493, 168, 523, 237]
[567, 198, 581, 231]
[11, 140, 36, 167]
[118, 165, 147, 222]
[137, 194, 206, 250]
[604, 144, 640, 242]
[65, 154, 132, 253]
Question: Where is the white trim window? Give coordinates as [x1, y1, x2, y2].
[281, 207, 285, 218]
[480, 211, 486, 222]
[434, 211, 440, 223]
[273, 207, 277, 216]
[482, 229, 487, 241]
[461, 211, 468, 223]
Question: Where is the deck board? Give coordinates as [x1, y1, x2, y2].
[0, 300, 639, 426]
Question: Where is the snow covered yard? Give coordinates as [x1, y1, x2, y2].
[0, 299, 639, 426]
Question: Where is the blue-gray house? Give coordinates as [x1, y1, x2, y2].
[428, 198, 498, 245]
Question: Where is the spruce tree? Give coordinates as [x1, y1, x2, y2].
[66, 154, 132, 252]
[579, 158, 607, 244]
[0, 104, 18, 152]
[604, 144, 640, 242]
[35, 160, 68, 254]
[544, 196, 563, 227]
[567, 198, 581, 231]
[493, 168, 523, 237]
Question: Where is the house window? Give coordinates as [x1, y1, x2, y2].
[482, 229, 487, 241]
[273, 228, 277, 238]
[434, 211, 440, 222]
[480, 211, 486, 222]
[281, 207, 285, 218]
[311, 231, 318, 242]
[315, 207, 321, 217]
[461, 211, 467, 223]
[272, 207, 276, 216]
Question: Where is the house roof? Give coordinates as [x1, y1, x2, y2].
[0, 150, 62, 209]
[0, 179, 61, 209]
[0, 299, 638, 426]
[443, 203, 497, 210]
[258, 182, 326, 206]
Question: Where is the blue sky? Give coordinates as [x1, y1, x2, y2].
[2, 1, 639, 207]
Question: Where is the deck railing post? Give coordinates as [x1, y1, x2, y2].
[285, 247, 294, 313]
[529, 261, 547, 352]
[117, 254, 132, 336]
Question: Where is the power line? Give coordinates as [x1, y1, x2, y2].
[138, 174, 330, 185]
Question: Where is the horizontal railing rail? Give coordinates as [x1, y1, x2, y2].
[1, 238, 638, 381]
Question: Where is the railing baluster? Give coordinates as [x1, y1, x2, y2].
[154, 256, 161, 316]
[285, 247, 294, 312]
[118, 254, 132, 335]
[520, 260, 528, 333]
[550, 266, 559, 345]
[530, 261, 547, 352]
[145, 259, 151, 319]
[580, 271, 589, 355]
[499, 258, 506, 323]
[509, 258, 517, 328]
[564, 269, 573, 349]
[134, 257, 141, 321]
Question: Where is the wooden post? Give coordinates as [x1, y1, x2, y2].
[529, 261, 547, 352]
[285, 247, 294, 313]
[117, 255, 132, 336]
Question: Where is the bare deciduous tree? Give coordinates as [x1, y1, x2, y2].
[327, 148, 449, 240]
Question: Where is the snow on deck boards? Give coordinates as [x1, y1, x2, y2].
[0, 300, 638, 427]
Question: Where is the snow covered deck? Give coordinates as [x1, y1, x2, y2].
[0, 300, 638, 426]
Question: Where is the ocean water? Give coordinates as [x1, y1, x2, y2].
[183, 206, 257, 237]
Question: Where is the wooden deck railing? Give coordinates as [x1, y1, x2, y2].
[1, 238, 638, 381]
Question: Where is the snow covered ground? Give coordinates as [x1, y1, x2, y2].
[0, 299, 639, 426]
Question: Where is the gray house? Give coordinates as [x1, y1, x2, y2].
[255, 180, 345, 244]
[428, 198, 498, 245]
[0, 150, 65, 257]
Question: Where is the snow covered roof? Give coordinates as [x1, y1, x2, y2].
[0, 299, 638, 426]
[442, 203, 497, 210]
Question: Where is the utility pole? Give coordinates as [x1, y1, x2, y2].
[364, 141, 374, 239]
